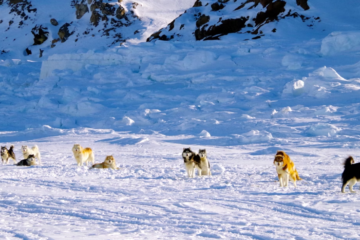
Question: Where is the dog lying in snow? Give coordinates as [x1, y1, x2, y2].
[16, 154, 37, 166]
[22, 145, 41, 164]
[273, 151, 301, 187]
[341, 156, 360, 193]
[90, 155, 119, 170]
[72, 144, 95, 167]
[1, 145, 16, 164]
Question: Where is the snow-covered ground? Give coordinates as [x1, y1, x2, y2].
[1, 129, 360, 239]
[1, 0, 360, 239]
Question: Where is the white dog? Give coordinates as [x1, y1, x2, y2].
[22, 145, 41, 164]
[72, 144, 95, 166]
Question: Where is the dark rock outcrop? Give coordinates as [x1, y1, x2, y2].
[196, 17, 247, 40]
[50, 18, 58, 26]
[58, 23, 73, 42]
[75, 2, 89, 19]
[31, 25, 49, 45]
[116, 5, 125, 19]
[296, 0, 309, 10]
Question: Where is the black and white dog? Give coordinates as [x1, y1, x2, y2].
[16, 154, 37, 167]
[341, 156, 360, 193]
[1, 145, 16, 164]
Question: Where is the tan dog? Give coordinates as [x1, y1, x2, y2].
[72, 144, 95, 166]
[273, 151, 301, 187]
[90, 155, 119, 170]
[22, 145, 41, 164]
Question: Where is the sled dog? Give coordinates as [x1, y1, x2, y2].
[182, 148, 196, 178]
[90, 155, 119, 170]
[72, 144, 95, 166]
[1, 145, 16, 164]
[273, 151, 301, 187]
[22, 145, 41, 164]
[341, 156, 360, 193]
[16, 154, 37, 166]
[194, 149, 211, 176]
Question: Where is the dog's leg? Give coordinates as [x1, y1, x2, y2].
[341, 180, 349, 193]
[285, 173, 289, 187]
[349, 178, 357, 193]
[278, 174, 283, 187]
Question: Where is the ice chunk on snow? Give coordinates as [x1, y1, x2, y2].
[282, 66, 352, 98]
[233, 130, 273, 144]
[241, 114, 255, 120]
[199, 130, 211, 138]
[321, 31, 360, 56]
[122, 116, 135, 126]
[305, 123, 340, 137]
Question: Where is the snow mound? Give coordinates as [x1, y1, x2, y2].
[282, 66, 360, 98]
[233, 130, 273, 144]
[304, 123, 340, 137]
[321, 31, 360, 56]
[199, 130, 211, 138]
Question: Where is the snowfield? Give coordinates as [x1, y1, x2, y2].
[1, 129, 360, 239]
[1, 0, 360, 239]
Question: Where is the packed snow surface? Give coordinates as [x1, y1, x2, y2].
[1, 0, 360, 239]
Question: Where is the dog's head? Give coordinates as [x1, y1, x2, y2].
[182, 148, 194, 158]
[104, 155, 115, 165]
[72, 144, 81, 152]
[182, 148, 195, 163]
[1, 146, 7, 155]
[22, 145, 28, 153]
[273, 155, 284, 167]
[27, 154, 36, 164]
[199, 149, 207, 158]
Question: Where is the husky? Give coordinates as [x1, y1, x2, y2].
[72, 144, 95, 166]
[1, 145, 16, 164]
[194, 149, 211, 176]
[182, 148, 196, 178]
[22, 145, 41, 164]
[341, 156, 360, 193]
[90, 155, 119, 170]
[16, 154, 37, 166]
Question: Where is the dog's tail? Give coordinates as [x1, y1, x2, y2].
[295, 170, 302, 181]
[343, 156, 354, 168]
[9, 145, 14, 149]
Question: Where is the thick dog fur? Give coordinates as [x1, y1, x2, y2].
[182, 148, 196, 178]
[22, 145, 41, 164]
[341, 156, 360, 193]
[16, 154, 36, 166]
[90, 155, 119, 170]
[194, 149, 211, 176]
[273, 151, 301, 187]
[72, 144, 95, 166]
[1, 145, 16, 164]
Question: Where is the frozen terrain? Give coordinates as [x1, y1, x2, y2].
[1, 0, 360, 239]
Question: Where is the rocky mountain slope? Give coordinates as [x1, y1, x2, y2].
[0, 0, 194, 59]
[147, 0, 319, 42]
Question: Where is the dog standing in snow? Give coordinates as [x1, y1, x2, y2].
[194, 149, 211, 176]
[90, 155, 119, 170]
[273, 151, 301, 187]
[1, 145, 16, 164]
[22, 145, 41, 164]
[341, 156, 360, 193]
[72, 144, 95, 167]
[182, 148, 196, 178]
